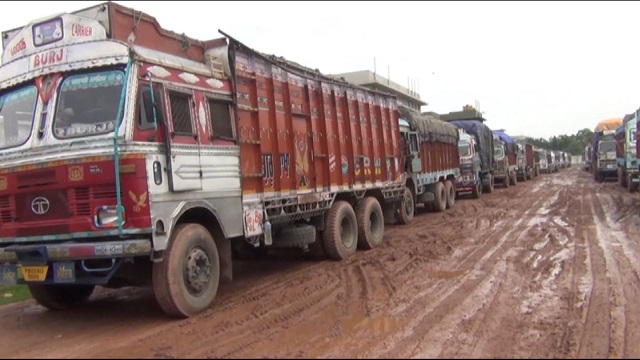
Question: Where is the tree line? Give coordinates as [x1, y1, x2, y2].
[525, 128, 593, 156]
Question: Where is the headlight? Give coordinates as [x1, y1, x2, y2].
[94, 206, 126, 227]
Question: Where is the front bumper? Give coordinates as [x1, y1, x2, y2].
[0, 239, 152, 286]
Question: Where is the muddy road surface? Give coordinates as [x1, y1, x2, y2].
[2, 167, 640, 359]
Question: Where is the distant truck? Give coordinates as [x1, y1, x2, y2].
[592, 118, 622, 182]
[615, 111, 638, 192]
[441, 106, 495, 196]
[535, 148, 549, 175]
[455, 129, 484, 198]
[515, 141, 536, 181]
[491, 130, 518, 187]
[398, 108, 460, 215]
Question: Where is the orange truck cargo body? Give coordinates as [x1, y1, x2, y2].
[230, 48, 403, 199]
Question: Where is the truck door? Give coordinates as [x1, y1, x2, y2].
[409, 131, 421, 173]
[164, 88, 203, 192]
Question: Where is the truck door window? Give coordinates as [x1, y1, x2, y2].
[167, 91, 194, 136]
[410, 133, 419, 152]
[207, 97, 234, 141]
[138, 85, 165, 130]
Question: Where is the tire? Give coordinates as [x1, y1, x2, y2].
[503, 174, 510, 188]
[322, 201, 358, 261]
[355, 197, 385, 250]
[274, 224, 316, 249]
[433, 182, 447, 212]
[484, 174, 494, 194]
[511, 171, 518, 186]
[627, 174, 636, 193]
[153, 223, 220, 318]
[306, 231, 326, 260]
[472, 181, 482, 199]
[397, 187, 415, 225]
[445, 180, 456, 209]
[28, 284, 95, 311]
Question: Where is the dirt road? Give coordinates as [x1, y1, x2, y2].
[2, 167, 640, 359]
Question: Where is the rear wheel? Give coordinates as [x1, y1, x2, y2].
[28, 284, 95, 311]
[355, 197, 385, 250]
[503, 174, 510, 188]
[510, 171, 518, 186]
[433, 182, 447, 212]
[323, 201, 358, 261]
[153, 223, 220, 318]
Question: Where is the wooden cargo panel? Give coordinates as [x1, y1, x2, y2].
[233, 49, 401, 198]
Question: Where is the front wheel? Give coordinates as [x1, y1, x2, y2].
[397, 187, 415, 225]
[28, 284, 95, 311]
[153, 223, 220, 318]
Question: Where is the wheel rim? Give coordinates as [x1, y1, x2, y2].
[184, 247, 212, 296]
[340, 215, 356, 248]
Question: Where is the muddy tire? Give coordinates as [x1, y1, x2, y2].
[627, 174, 636, 193]
[153, 223, 220, 318]
[28, 284, 95, 311]
[433, 182, 447, 212]
[323, 201, 358, 261]
[355, 197, 385, 250]
[397, 187, 415, 225]
[274, 224, 316, 249]
[484, 174, 494, 194]
[445, 180, 455, 209]
[510, 171, 518, 186]
[504, 174, 510, 188]
[472, 181, 483, 199]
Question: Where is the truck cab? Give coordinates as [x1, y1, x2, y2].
[537, 149, 549, 174]
[456, 129, 483, 198]
[492, 136, 517, 187]
[616, 112, 638, 191]
[595, 130, 617, 182]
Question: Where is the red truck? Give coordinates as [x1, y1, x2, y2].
[0, 2, 459, 318]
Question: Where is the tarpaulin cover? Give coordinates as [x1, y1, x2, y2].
[450, 120, 494, 172]
[492, 130, 516, 154]
[594, 117, 622, 133]
[398, 107, 459, 145]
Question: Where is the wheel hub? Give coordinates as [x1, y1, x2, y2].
[184, 247, 211, 296]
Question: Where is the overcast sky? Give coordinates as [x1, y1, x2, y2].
[1, 1, 638, 138]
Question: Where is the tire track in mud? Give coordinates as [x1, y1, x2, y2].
[426, 174, 576, 358]
[354, 177, 560, 358]
[593, 189, 640, 358]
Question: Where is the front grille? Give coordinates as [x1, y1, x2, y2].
[0, 185, 121, 225]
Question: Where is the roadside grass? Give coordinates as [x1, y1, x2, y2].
[0, 285, 31, 306]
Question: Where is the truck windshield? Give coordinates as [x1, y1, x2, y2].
[599, 140, 616, 153]
[0, 84, 37, 150]
[630, 129, 637, 144]
[53, 69, 125, 139]
[458, 142, 471, 157]
[494, 144, 505, 158]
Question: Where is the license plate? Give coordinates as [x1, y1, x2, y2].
[20, 265, 48, 282]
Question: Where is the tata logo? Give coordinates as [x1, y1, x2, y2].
[31, 197, 50, 215]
